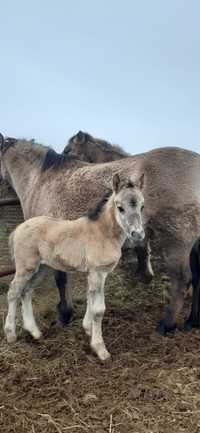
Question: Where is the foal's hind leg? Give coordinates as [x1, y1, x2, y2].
[135, 239, 154, 283]
[85, 271, 110, 361]
[55, 271, 73, 325]
[21, 289, 41, 339]
[5, 271, 34, 343]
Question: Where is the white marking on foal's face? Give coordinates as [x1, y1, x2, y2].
[114, 187, 145, 243]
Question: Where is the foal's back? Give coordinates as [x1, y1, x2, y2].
[12, 216, 88, 272]
[11, 213, 121, 274]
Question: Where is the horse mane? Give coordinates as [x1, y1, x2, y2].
[87, 190, 112, 221]
[68, 131, 129, 157]
[41, 148, 79, 171]
[95, 139, 128, 157]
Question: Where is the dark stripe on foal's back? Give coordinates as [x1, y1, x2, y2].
[42, 148, 77, 171]
[87, 191, 112, 221]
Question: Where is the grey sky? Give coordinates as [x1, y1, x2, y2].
[0, 0, 200, 154]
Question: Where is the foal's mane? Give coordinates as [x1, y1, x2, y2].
[87, 190, 112, 221]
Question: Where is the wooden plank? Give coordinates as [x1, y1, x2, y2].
[0, 267, 15, 278]
[0, 198, 20, 206]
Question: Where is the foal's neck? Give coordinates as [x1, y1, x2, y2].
[98, 196, 126, 247]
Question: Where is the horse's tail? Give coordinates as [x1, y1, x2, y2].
[186, 238, 200, 328]
[0, 133, 4, 150]
[9, 230, 16, 264]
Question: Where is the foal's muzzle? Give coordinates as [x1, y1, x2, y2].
[130, 229, 145, 243]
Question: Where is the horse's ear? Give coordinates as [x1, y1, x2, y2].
[74, 131, 86, 145]
[113, 173, 121, 193]
[136, 173, 145, 190]
[0, 134, 4, 152]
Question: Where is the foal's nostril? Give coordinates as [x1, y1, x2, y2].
[131, 231, 145, 242]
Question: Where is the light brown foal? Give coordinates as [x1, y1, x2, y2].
[5, 173, 145, 361]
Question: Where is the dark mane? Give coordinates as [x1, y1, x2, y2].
[87, 190, 112, 221]
[42, 148, 77, 171]
[68, 131, 129, 157]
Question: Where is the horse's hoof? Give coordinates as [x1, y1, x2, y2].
[135, 268, 154, 283]
[57, 305, 74, 326]
[156, 320, 177, 336]
[141, 272, 154, 284]
[183, 318, 200, 331]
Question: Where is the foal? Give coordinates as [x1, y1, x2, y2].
[5, 173, 145, 361]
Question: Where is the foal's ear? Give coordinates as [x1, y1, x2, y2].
[135, 173, 145, 190]
[112, 173, 121, 193]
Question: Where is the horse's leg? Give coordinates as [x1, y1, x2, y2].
[86, 271, 110, 361]
[184, 239, 200, 329]
[134, 239, 154, 282]
[55, 271, 73, 325]
[21, 289, 41, 339]
[156, 269, 186, 336]
[4, 271, 33, 343]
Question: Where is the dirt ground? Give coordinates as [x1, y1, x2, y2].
[1, 261, 200, 433]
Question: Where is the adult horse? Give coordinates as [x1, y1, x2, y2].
[1, 133, 200, 334]
[0, 134, 150, 328]
[65, 131, 200, 333]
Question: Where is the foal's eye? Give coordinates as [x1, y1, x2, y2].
[117, 206, 125, 213]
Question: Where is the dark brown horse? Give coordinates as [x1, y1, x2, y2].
[1, 132, 200, 334]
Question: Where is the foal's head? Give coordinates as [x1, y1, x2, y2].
[112, 173, 145, 243]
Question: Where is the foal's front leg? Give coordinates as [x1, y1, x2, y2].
[84, 271, 110, 361]
[21, 289, 41, 339]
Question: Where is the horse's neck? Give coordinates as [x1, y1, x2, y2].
[5, 148, 43, 211]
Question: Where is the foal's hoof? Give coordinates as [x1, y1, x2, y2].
[57, 303, 74, 326]
[156, 320, 177, 336]
[91, 343, 111, 362]
[32, 329, 42, 340]
[5, 330, 17, 344]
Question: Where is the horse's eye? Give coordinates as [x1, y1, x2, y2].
[117, 206, 125, 213]
[141, 205, 144, 211]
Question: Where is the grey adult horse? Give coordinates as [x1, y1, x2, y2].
[65, 131, 200, 333]
[1, 132, 200, 334]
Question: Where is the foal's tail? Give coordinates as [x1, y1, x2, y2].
[185, 238, 200, 329]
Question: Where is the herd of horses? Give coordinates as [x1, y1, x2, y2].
[1, 131, 200, 359]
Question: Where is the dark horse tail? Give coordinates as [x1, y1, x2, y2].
[185, 238, 200, 329]
[0, 133, 4, 150]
